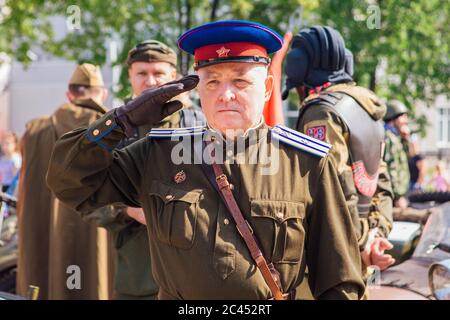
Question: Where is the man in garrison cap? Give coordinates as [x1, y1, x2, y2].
[47, 21, 365, 299]
[90, 40, 205, 300]
[17, 63, 115, 299]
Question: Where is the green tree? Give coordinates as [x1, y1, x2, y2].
[0, 0, 316, 98]
[0, 0, 448, 127]
[309, 0, 449, 130]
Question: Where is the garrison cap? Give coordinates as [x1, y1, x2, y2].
[177, 20, 283, 70]
[126, 39, 177, 67]
[69, 63, 104, 87]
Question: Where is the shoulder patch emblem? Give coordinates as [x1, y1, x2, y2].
[351, 161, 378, 197]
[306, 125, 326, 141]
[147, 126, 206, 138]
[271, 125, 331, 158]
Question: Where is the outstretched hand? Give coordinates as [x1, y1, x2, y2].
[361, 237, 395, 271]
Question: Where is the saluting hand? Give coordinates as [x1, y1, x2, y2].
[115, 75, 199, 137]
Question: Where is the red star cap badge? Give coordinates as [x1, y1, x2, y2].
[216, 46, 231, 58]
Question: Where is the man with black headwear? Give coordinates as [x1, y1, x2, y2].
[280, 26, 395, 273]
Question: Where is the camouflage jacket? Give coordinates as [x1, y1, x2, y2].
[384, 125, 410, 200]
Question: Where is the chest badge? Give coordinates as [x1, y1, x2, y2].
[174, 170, 187, 184]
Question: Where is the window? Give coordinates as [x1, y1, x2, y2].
[284, 102, 300, 129]
[283, 93, 301, 129]
[437, 106, 450, 148]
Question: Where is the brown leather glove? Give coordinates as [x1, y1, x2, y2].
[115, 75, 199, 136]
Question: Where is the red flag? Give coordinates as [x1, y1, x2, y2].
[263, 32, 293, 127]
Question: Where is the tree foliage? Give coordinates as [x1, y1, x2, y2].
[313, 0, 449, 129]
[0, 0, 448, 125]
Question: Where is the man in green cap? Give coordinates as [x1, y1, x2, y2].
[47, 21, 365, 299]
[126, 39, 205, 131]
[383, 100, 411, 209]
[96, 39, 205, 300]
[17, 63, 114, 299]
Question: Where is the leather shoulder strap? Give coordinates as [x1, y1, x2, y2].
[202, 141, 285, 300]
[299, 91, 345, 118]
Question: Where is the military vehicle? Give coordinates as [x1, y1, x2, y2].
[369, 196, 450, 300]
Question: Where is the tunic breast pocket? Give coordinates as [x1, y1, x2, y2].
[149, 181, 202, 250]
[250, 199, 305, 263]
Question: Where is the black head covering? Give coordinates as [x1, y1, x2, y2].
[282, 26, 354, 100]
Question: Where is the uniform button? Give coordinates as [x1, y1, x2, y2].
[165, 195, 174, 201]
[229, 183, 234, 190]
[93, 129, 100, 136]
[223, 218, 229, 225]
[276, 212, 284, 220]
[105, 119, 112, 126]
[227, 150, 234, 157]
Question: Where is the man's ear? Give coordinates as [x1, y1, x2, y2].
[66, 91, 75, 103]
[264, 74, 274, 102]
[102, 88, 108, 103]
[295, 85, 306, 103]
[171, 67, 177, 80]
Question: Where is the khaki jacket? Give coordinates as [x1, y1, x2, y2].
[17, 99, 115, 299]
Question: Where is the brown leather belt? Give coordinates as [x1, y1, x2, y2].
[269, 290, 296, 300]
[201, 141, 285, 300]
[158, 288, 296, 300]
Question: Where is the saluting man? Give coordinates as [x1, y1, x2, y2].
[95, 39, 205, 300]
[47, 20, 365, 300]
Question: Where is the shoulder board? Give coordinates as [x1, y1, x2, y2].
[147, 126, 206, 138]
[271, 124, 331, 158]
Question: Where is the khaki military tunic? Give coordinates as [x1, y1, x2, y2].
[97, 103, 205, 299]
[98, 112, 182, 299]
[297, 84, 394, 245]
[46, 111, 365, 299]
[17, 99, 115, 299]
